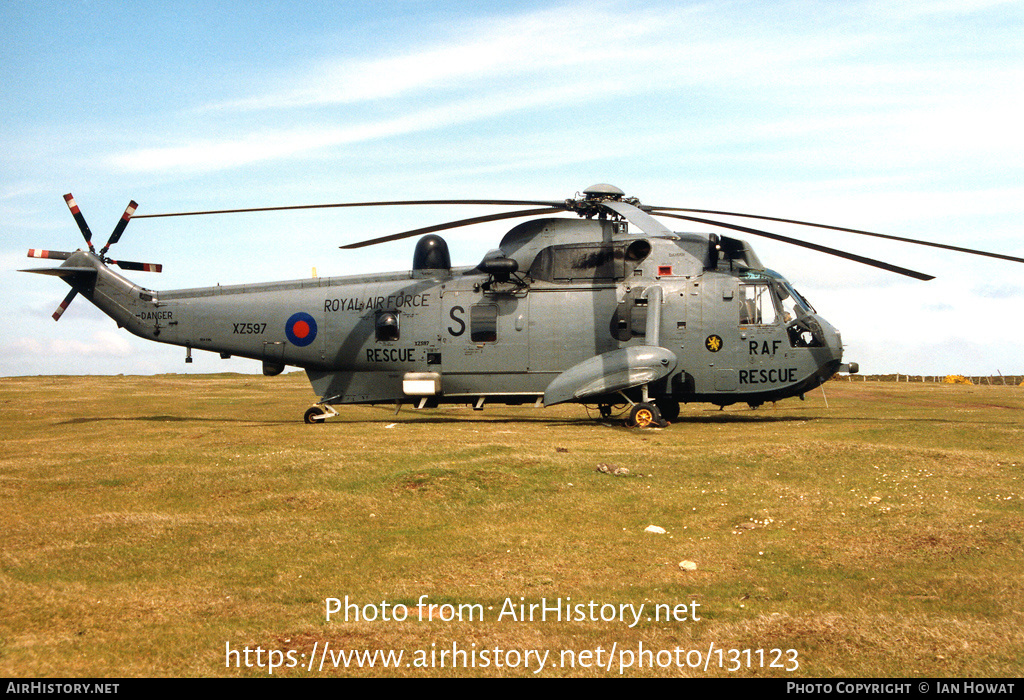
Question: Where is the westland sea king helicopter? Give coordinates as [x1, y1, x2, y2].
[23, 185, 1024, 426]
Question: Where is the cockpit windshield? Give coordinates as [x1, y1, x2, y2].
[776, 280, 814, 324]
[762, 270, 814, 322]
[755, 269, 824, 347]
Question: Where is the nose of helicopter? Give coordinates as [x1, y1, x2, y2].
[817, 314, 842, 353]
[811, 313, 852, 375]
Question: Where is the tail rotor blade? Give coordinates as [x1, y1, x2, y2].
[110, 259, 162, 272]
[52, 288, 78, 321]
[63, 194, 96, 252]
[27, 249, 73, 260]
[99, 200, 138, 256]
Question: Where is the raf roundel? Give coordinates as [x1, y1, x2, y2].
[285, 312, 318, 347]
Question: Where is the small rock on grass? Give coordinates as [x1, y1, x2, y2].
[597, 463, 632, 476]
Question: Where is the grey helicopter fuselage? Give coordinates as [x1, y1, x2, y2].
[58, 215, 846, 419]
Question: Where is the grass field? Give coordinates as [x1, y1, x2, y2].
[1, 373, 1021, 677]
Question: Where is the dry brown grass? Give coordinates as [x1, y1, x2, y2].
[1, 374, 1022, 676]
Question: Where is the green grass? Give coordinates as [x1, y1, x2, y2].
[1, 374, 1022, 676]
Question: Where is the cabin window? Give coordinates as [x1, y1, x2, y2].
[375, 311, 400, 341]
[529, 241, 650, 283]
[470, 304, 498, 342]
[739, 284, 778, 325]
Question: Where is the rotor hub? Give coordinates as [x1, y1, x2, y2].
[582, 183, 625, 199]
[568, 184, 639, 219]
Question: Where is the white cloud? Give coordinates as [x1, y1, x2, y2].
[109, 81, 603, 173]
[206, 4, 664, 111]
[101, 0, 1024, 186]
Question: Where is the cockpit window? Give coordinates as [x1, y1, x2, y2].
[739, 284, 778, 325]
[741, 270, 825, 347]
[766, 280, 823, 347]
[774, 280, 814, 323]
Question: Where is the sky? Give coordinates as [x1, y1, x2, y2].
[2, 0, 1023, 378]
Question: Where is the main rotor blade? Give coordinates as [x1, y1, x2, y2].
[656, 212, 935, 281]
[99, 200, 138, 255]
[601, 200, 674, 236]
[339, 207, 567, 249]
[63, 194, 95, 252]
[133, 199, 565, 219]
[650, 206, 1024, 265]
[52, 288, 78, 321]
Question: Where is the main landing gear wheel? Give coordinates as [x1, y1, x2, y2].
[626, 402, 666, 428]
[655, 397, 680, 423]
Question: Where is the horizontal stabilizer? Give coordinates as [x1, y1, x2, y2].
[19, 266, 98, 278]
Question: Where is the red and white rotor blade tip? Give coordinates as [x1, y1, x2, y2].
[63, 193, 95, 252]
[52, 289, 78, 322]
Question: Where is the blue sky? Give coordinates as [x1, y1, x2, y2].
[3, 0, 1023, 377]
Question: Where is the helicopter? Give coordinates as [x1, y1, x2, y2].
[22, 185, 1024, 427]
